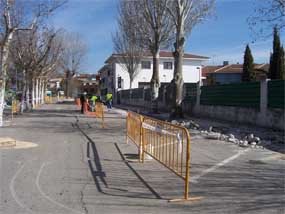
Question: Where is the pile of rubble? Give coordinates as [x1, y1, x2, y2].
[171, 120, 282, 149]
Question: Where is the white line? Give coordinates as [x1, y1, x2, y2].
[9, 162, 34, 213]
[191, 148, 250, 183]
[36, 162, 84, 214]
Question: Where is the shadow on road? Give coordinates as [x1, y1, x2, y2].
[74, 121, 162, 200]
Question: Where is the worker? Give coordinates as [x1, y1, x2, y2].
[106, 93, 112, 109]
[90, 95, 98, 112]
[80, 92, 87, 114]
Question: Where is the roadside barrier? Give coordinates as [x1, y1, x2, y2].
[11, 100, 20, 119]
[44, 96, 52, 104]
[83, 102, 105, 128]
[126, 111, 202, 202]
[75, 98, 81, 108]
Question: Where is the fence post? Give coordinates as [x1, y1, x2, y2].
[140, 115, 145, 163]
[194, 82, 201, 114]
[260, 78, 268, 114]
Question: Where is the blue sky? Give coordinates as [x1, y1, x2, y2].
[51, 0, 285, 73]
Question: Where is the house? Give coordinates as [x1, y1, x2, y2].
[48, 73, 99, 97]
[202, 61, 269, 85]
[97, 51, 209, 100]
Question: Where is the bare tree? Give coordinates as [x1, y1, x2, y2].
[248, 0, 285, 39]
[11, 27, 63, 111]
[123, 0, 174, 112]
[167, 0, 214, 118]
[113, 1, 142, 89]
[60, 32, 87, 97]
[0, 0, 66, 126]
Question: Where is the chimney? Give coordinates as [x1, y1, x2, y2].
[223, 61, 229, 66]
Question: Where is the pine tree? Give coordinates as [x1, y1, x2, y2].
[269, 27, 284, 79]
[242, 44, 255, 82]
[279, 46, 284, 80]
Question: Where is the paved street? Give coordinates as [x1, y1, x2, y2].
[0, 103, 284, 214]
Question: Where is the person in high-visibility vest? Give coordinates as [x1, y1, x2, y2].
[90, 95, 98, 112]
[106, 93, 112, 109]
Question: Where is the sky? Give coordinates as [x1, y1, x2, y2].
[51, 0, 285, 74]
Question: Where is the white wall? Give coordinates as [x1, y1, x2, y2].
[114, 57, 205, 90]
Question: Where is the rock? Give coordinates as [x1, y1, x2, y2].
[253, 137, 261, 143]
[250, 145, 256, 148]
[206, 132, 221, 140]
[240, 141, 248, 147]
[229, 134, 235, 139]
[190, 120, 200, 129]
[209, 126, 213, 132]
[251, 142, 257, 146]
[228, 138, 236, 143]
[220, 134, 228, 141]
[171, 120, 178, 125]
[248, 134, 255, 142]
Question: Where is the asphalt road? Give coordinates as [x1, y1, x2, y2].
[0, 103, 284, 214]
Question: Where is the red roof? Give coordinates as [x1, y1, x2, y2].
[203, 63, 269, 76]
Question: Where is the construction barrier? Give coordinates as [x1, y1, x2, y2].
[44, 96, 52, 104]
[83, 102, 105, 128]
[11, 100, 20, 119]
[75, 98, 81, 108]
[126, 111, 202, 202]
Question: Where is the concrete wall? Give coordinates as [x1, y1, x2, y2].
[192, 105, 284, 130]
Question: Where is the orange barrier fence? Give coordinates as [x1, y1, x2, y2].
[82, 102, 105, 128]
[11, 100, 20, 119]
[75, 98, 81, 107]
[126, 111, 202, 202]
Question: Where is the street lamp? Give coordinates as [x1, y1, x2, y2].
[196, 67, 202, 86]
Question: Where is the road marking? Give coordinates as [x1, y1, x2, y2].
[36, 162, 85, 214]
[191, 148, 250, 183]
[9, 162, 34, 213]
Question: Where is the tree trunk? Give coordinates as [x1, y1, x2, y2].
[0, 31, 14, 126]
[151, 49, 160, 113]
[39, 79, 42, 104]
[35, 78, 39, 106]
[26, 79, 31, 110]
[21, 70, 27, 113]
[41, 79, 45, 104]
[170, 5, 185, 119]
[32, 78, 35, 108]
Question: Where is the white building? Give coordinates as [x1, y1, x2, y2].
[98, 51, 208, 98]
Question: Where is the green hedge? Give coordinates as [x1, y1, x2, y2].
[268, 80, 285, 109]
[201, 82, 260, 108]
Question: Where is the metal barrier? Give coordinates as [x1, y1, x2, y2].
[126, 111, 202, 202]
[11, 100, 20, 119]
[45, 96, 52, 104]
[83, 102, 105, 128]
[75, 98, 81, 108]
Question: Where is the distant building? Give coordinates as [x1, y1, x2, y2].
[202, 62, 269, 85]
[97, 50, 209, 100]
[48, 73, 99, 97]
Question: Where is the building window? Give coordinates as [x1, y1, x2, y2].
[163, 62, 173, 70]
[141, 61, 151, 69]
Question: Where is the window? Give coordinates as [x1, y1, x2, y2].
[163, 62, 173, 70]
[117, 77, 122, 88]
[141, 61, 151, 69]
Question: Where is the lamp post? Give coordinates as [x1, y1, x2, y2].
[196, 67, 202, 86]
